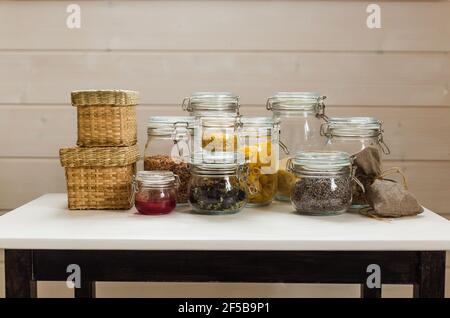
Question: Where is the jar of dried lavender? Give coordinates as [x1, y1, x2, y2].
[188, 152, 247, 215]
[287, 151, 353, 216]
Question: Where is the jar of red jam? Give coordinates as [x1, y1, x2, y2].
[134, 171, 180, 215]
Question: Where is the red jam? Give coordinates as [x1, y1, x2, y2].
[135, 188, 177, 215]
[135, 197, 176, 215]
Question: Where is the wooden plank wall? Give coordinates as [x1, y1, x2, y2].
[0, 0, 449, 214]
[0, 0, 449, 298]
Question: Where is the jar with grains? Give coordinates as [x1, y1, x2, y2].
[144, 116, 194, 205]
[188, 152, 247, 215]
[266, 92, 327, 201]
[287, 151, 354, 216]
[239, 117, 279, 206]
[182, 92, 240, 153]
[322, 117, 390, 209]
[134, 170, 180, 215]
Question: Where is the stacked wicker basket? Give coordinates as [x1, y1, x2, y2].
[59, 90, 140, 210]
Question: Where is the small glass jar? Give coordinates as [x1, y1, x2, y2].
[188, 152, 247, 215]
[144, 116, 194, 205]
[287, 151, 353, 216]
[239, 117, 279, 206]
[182, 92, 240, 153]
[266, 92, 327, 201]
[322, 117, 390, 209]
[134, 171, 180, 215]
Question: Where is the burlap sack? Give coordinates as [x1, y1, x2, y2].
[365, 179, 423, 217]
[353, 147, 423, 218]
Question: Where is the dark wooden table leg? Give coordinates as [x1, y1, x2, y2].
[74, 280, 96, 298]
[5, 250, 37, 298]
[361, 284, 382, 298]
[413, 251, 446, 298]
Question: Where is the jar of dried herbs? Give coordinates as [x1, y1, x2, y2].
[239, 117, 279, 206]
[188, 152, 247, 215]
[322, 117, 390, 209]
[182, 92, 241, 153]
[287, 151, 353, 216]
[266, 92, 327, 202]
[144, 116, 194, 205]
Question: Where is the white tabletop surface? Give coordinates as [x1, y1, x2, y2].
[0, 193, 449, 251]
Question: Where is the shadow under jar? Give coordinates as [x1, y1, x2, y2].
[287, 151, 354, 216]
[134, 170, 180, 215]
[266, 92, 327, 202]
[144, 116, 194, 205]
[188, 152, 247, 215]
[322, 117, 390, 210]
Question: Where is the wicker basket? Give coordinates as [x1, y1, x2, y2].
[59, 145, 140, 210]
[71, 90, 139, 147]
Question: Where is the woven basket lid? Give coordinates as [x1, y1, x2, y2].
[59, 145, 139, 168]
[71, 90, 139, 106]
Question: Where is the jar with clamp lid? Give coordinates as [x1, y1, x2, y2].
[144, 116, 194, 205]
[134, 170, 180, 215]
[182, 92, 241, 153]
[322, 117, 391, 209]
[287, 151, 355, 216]
[239, 117, 279, 206]
[266, 92, 327, 201]
[188, 152, 248, 215]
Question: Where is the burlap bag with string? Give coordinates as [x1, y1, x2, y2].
[353, 146, 423, 218]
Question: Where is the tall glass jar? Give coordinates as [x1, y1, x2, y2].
[182, 92, 240, 153]
[287, 151, 353, 216]
[144, 116, 194, 205]
[239, 117, 279, 206]
[188, 152, 247, 215]
[266, 92, 327, 201]
[134, 170, 180, 215]
[322, 117, 390, 209]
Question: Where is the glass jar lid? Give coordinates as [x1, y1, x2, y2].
[136, 170, 179, 187]
[240, 116, 279, 128]
[182, 92, 240, 114]
[288, 151, 351, 173]
[190, 151, 245, 172]
[324, 117, 382, 137]
[147, 116, 194, 136]
[266, 92, 326, 113]
[147, 116, 194, 129]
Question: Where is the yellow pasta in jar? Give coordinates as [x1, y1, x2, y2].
[240, 140, 278, 206]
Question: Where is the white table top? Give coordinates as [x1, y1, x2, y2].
[0, 193, 449, 251]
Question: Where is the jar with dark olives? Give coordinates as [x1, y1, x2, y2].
[188, 152, 247, 215]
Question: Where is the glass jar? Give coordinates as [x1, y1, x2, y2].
[287, 151, 353, 216]
[182, 92, 240, 153]
[144, 116, 194, 205]
[134, 170, 180, 215]
[239, 117, 279, 206]
[266, 92, 327, 201]
[188, 152, 247, 215]
[322, 117, 390, 209]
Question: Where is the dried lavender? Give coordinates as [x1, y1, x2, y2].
[291, 176, 351, 215]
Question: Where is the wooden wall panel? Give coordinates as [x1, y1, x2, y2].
[0, 1, 449, 52]
[0, 52, 448, 106]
